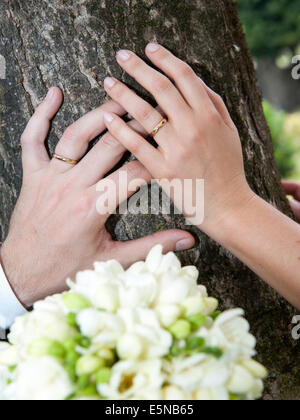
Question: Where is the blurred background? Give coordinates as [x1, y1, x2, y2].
[238, 0, 300, 180]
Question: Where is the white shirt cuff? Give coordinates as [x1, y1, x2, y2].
[0, 257, 27, 330]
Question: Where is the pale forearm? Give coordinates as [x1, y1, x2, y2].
[206, 194, 300, 309]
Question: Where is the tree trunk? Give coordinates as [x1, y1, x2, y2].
[0, 0, 298, 400]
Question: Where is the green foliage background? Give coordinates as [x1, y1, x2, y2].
[263, 102, 298, 178]
[237, 0, 300, 58]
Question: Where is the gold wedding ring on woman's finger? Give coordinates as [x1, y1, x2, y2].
[150, 118, 168, 137]
[53, 153, 78, 166]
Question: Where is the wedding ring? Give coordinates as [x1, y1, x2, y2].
[53, 153, 78, 166]
[150, 118, 168, 137]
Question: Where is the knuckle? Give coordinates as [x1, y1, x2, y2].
[128, 139, 140, 156]
[63, 124, 77, 141]
[178, 63, 194, 78]
[189, 126, 203, 142]
[152, 75, 171, 94]
[208, 109, 221, 123]
[33, 106, 44, 119]
[76, 192, 94, 216]
[20, 133, 30, 147]
[162, 167, 176, 180]
[128, 58, 142, 72]
[177, 144, 192, 161]
[57, 177, 73, 196]
[101, 134, 121, 149]
[214, 93, 223, 103]
[126, 161, 142, 178]
[111, 83, 125, 101]
[136, 104, 153, 121]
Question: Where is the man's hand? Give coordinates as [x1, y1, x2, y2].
[0, 87, 194, 308]
[282, 180, 300, 223]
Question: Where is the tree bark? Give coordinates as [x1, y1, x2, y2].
[0, 0, 298, 399]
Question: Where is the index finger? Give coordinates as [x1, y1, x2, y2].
[115, 49, 189, 118]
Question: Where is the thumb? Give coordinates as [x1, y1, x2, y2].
[21, 87, 63, 174]
[112, 229, 195, 269]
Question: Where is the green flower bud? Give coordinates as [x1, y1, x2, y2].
[48, 342, 66, 359]
[64, 392, 76, 401]
[187, 314, 207, 331]
[62, 338, 77, 352]
[66, 312, 78, 327]
[28, 338, 53, 357]
[170, 345, 180, 357]
[66, 349, 80, 365]
[98, 347, 116, 366]
[65, 363, 77, 383]
[77, 374, 90, 390]
[229, 393, 240, 401]
[79, 336, 91, 349]
[80, 385, 98, 397]
[169, 320, 191, 340]
[8, 365, 17, 373]
[200, 346, 223, 359]
[211, 311, 222, 320]
[76, 355, 105, 376]
[62, 293, 91, 311]
[186, 337, 206, 352]
[96, 367, 112, 384]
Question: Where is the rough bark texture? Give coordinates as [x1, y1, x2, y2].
[0, 0, 298, 399]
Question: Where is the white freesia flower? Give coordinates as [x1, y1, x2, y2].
[67, 267, 120, 312]
[7, 357, 73, 400]
[77, 309, 124, 348]
[99, 359, 164, 400]
[0, 343, 18, 366]
[0, 245, 267, 400]
[163, 385, 187, 400]
[117, 308, 172, 360]
[198, 309, 256, 361]
[118, 272, 157, 309]
[169, 356, 230, 393]
[0, 367, 12, 401]
[8, 295, 74, 354]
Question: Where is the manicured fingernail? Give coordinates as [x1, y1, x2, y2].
[147, 43, 160, 53]
[46, 87, 56, 100]
[103, 112, 115, 123]
[117, 50, 131, 62]
[104, 77, 116, 89]
[176, 238, 194, 252]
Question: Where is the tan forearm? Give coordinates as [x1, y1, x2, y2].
[205, 194, 300, 309]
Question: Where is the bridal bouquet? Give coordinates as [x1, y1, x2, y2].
[0, 246, 267, 400]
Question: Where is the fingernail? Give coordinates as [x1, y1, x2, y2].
[103, 112, 115, 123]
[117, 50, 131, 62]
[147, 43, 160, 53]
[104, 77, 116, 89]
[46, 87, 56, 101]
[176, 238, 194, 252]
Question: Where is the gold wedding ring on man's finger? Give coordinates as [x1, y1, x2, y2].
[53, 154, 78, 166]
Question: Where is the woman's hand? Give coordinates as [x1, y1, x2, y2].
[102, 44, 254, 234]
[0, 87, 194, 308]
[282, 180, 300, 223]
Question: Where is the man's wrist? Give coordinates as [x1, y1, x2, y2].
[0, 242, 31, 309]
[0, 245, 28, 330]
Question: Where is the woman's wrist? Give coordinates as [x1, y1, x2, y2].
[199, 182, 257, 242]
